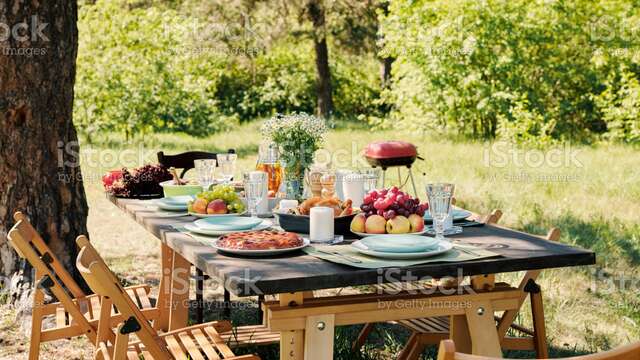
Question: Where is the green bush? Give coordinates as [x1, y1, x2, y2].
[379, 0, 640, 144]
[75, 0, 383, 139]
[75, 0, 236, 140]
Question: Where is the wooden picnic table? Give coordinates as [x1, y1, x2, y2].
[108, 195, 595, 359]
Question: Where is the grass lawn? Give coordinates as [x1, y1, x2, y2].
[1, 122, 639, 359]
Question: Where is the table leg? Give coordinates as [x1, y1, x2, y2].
[465, 300, 502, 357]
[304, 314, 335, 360]
[169, 250, 191, 330]
[154, 243, 172, 331]
[450, 314, 472, 354]
[279, 293, 305, 360]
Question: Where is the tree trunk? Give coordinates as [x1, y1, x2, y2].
[380, 56, 394, 89]
[0, 0, 88, 316]
[306, 0, 333, 118]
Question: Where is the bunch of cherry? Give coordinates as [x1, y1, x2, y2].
[360, 186, 429, 220]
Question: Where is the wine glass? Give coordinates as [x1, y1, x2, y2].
[425, 183, 455, 241]
[244, 180, 265, 218]
[217, 153, 237, 184]
[194, 159, 216, 190]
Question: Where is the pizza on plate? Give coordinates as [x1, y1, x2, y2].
[217, 230, 304, 250]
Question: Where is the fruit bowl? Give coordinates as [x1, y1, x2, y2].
[187, 185, 246, 216]
[160, 180, 204, 197]
[350, 187, 428, 236]
[274, 212, 357, 236]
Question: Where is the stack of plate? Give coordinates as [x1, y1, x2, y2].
[184, 217, 272, 236]
[351, 234, 452, 259]
[153, 195, 194, 211]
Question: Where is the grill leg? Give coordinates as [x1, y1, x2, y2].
[408, 169, 418, 197]
[223, 289, 231, 318]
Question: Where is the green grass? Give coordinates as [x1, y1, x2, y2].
[74, 123, 640, 359]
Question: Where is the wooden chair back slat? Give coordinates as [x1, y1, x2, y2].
[437, 339, 640, 360]
[157, 150, 235, 179]
[11, 212, 85, 298]
[76, 238, 171, 359]
[8, 216, 97, 344]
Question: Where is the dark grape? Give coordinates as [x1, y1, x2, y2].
[377, 209, 384, 216]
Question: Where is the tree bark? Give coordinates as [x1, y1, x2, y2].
[0, 0, 88, 313]
[306, 0, 333, 118]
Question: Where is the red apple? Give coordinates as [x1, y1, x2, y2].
[350, 213, 366, 233]
[365, 215, 387, 234]
[207, 199, 228, 214]
[408, 214, 425, 233]
[192, 198, 209, 214]
[386, 215, 411, 234]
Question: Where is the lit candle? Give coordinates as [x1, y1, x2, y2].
[310, 206, 334, 242]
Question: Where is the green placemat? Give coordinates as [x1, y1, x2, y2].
[302, 243, 499, 269]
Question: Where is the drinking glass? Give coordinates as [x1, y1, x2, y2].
[244, 172, 267, 217]
[359, 168, 382, 192]
[217, 153, 237, 184]
[194, 159, 216, 190]
[425, 183, 455, 241]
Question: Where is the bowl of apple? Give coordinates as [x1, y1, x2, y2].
[350, 187, 428, 237]
[187, 185, 246, 218]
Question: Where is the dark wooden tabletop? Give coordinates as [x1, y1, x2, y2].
[109, 196, 595, 297]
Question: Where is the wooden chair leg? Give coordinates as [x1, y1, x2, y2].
[352, 323, 375, 351]
[29, 274, 44, 360]
[196, 268, 204, 324]
[397, 332, 420, 360]
[530, 288, 549, 358]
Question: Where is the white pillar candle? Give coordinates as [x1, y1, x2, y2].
[248, 171, 269, 214]
[342, 174, 365, 208]
[279, 199, 299, 212]
[309, 206, 334, 242]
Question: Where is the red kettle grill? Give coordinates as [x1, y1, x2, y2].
[364, 141, 423, 196]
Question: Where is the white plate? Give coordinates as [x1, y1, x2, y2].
[153, 196, 194, 211]
[211, 237, 310, 257]
[184, 219, 272, 236]
[189, 211, 247, 218]
[351, 228, 429, 237]
[351, 239, 453, 259]
[424, 208, 471, 221]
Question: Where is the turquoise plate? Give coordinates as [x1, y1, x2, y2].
[423, 208, 471, 222]
[359, 234, 439, 253]
[194, 216, 263, 231]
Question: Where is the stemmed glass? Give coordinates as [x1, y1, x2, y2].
[425, 183, 455, 241]
[194, 159, 216, 190]
[244, 172, 267, 217]
[217, 153, 237, 184]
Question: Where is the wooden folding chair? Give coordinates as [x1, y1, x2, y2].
[75, 236, 259, 360]
[384, 226, 561, 360]
[437, 339, 640, 360]
[7, 212, 159, 360]
[157, 149, 236, 323]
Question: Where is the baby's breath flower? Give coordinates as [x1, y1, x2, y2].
[261, 113, 327, 178]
